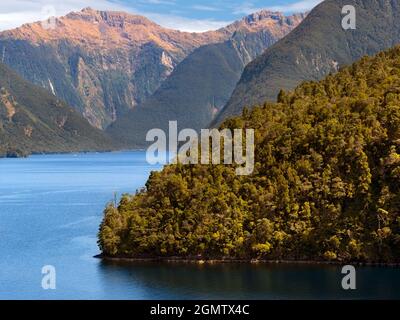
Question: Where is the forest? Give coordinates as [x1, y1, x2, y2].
[99, 46, 400, 263]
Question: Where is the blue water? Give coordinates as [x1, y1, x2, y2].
[0, 152, 399, 300]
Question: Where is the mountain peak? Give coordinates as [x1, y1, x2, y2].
[1, 7, 199, 50]
[66, 7, 156, 27]
[244, 10, 284, 23]
[81, 7, 96, 13]
[223, 9, 306, 35]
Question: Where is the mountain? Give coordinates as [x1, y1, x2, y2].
[0, 7, 230, 129]
[107, 11, 305, 147]
[0, 8, 301, 130]
[0, 62, 115, 157]
[99, 45, 400, 263]
[215, 0, 400, 124]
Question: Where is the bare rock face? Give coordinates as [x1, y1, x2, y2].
[0, 8, 226, 129]
[0, 8, 304, 129]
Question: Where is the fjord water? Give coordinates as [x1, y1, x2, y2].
[0, 152, 399, 300]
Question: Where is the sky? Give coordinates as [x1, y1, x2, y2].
[0, 0, 323, 32]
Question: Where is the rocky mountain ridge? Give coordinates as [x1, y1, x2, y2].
[0, 8, 305, 129]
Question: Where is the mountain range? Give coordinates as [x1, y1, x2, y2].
[0, 7, 225, 129]
[3, 0, 400, 154]
[0, 8, 302, 130]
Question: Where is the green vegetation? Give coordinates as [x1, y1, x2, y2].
[99, 46, 400, 263]
[215, 0, 400, 125]
[0, 62, 116, 158]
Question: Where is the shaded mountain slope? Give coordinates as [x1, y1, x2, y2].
[215, 0, 400, 124]
[0, 62, 115, 157]
[107, 12, 305, 147]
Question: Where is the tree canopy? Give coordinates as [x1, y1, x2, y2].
[99, 46, 400, 263]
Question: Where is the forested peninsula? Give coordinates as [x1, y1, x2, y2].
[99, 47, 400, 264]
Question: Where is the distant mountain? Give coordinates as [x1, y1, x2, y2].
[0, 7, 230, 129]
[0, 62, 115, 157]
[107, 11, 305, 147]
[215, 0, 400, 124]
[0, 8, 300, 130]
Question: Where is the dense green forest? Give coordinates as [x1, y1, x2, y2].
[99, 46, 400, 263]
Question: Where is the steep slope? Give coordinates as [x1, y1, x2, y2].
[99, 46, 400, 263]
[215, 0, 400, 124]
[107, 11, 305, 147]
[0, 7, 228, 129]
[0, 62, 115, 157]
[0, 8, 302, 130]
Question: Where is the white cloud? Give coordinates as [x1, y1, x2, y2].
[0, 0, 231, 32]
[234, 0, 322, 15]
[192, 5, 221, 12]
[140, 0, 176, 5]
[233, 3, 262, 15]
[145, 12, 231, 32]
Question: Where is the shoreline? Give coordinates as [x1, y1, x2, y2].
[0, 148, 146, 159]
[96, 254, 400, 267]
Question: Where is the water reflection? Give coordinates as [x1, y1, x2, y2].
[98, 260, 400, 300]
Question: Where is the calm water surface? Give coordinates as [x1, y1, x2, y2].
[0, 152, 398, 300]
